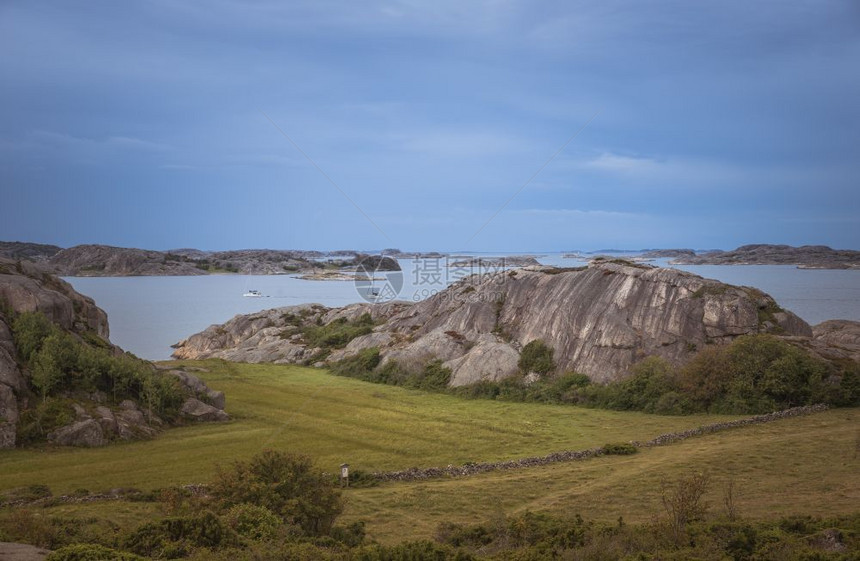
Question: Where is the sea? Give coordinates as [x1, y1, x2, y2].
[64, 254, 860, 361]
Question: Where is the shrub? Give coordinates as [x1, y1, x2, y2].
[680, 334, 830, 413]
[9, 311, 188, 430]
[16, 399, 76, 445]
[224, 503, 281, 541]
[211, 450, 343, 536]
[302, 315, 375, 349]
[12, 311, 55, 362]
[518, 340, 554, 374]
[602, 442, 638, 455]
[331, 348, 381, 379]
[124, 511, 232, 558]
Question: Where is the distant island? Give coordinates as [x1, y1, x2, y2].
[667, 244, 860, 269]
[2, 241, 859, 276]
[0, 242, 404, 277]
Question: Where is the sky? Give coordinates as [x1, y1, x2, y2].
[1, 1, 859, 253]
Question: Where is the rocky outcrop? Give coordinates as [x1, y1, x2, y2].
[168, 370, 225, 409]
[173, 261, 814, 384]
[172, 302, 410, 362]
[672, 244, 860, 269]
[47, 418, 108, 447]
[0, 258, 109, 338]
[0, 259, 228, 448]
[807, 320, 860, 362]
[0, 258, 110, 448]
[180, 397, 230, 422]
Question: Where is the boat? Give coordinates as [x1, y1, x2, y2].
[243, 290, 263, 297]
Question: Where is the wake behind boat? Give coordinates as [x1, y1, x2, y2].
[243, 290, 264, 297]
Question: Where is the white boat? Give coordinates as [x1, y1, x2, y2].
[243, 290, 263, 297]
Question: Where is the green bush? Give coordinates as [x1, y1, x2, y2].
[518, 340, 555, 375]
[331, 348, 382, 379]
[223, 503, 281, 541]
[124, 511, 232, 558]
[9, 311, 187, 430]
[680, 334, 832, 413]
[302, 314, 375, 349]
[16, 399, 76, 445]
[602, 442, 638, 455]
[12, 311, 55, 362]
[47, 544, 145, 561]
[211, 450, 343, 536]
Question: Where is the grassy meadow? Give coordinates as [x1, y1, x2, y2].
[0, 360, 857, 545]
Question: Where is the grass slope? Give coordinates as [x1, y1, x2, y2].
[0, 360, 741, 494]
[0, 360, 856, 546]
[345, 408, 860, 543]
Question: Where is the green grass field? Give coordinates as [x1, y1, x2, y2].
[1, 360, 857, 544]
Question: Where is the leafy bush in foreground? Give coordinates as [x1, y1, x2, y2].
[211, 450, 343, 536]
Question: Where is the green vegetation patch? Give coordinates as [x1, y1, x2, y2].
[300, 313, 375, 350]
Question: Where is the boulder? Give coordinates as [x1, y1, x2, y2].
[48, 419, 107, 447]
[167, 370, 225, 409]
[180, 398, 229, 422]
[94, 405, 118, 435]
[444, 337, 520, 386]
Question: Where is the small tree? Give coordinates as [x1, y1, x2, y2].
[660, 472, 710, 544]
[518, 340, 554, 375]
[212, 450, 343, 536]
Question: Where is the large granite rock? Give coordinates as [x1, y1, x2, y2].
[167, 370, 226, 409]
[172, 261, 816, 384]
[0, 258, 109, 338]
[180, 398, 229, 422]
[47, 419, 107, 447]
[809, 320, 860, 362]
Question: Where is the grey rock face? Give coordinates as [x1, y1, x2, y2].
[173, 261, 815, 384]
[180, 398, 229, 422]
[0, 258, 109, 338]
[171, 302, 409, 362]
[811, 320, 860, 361]
[48, 419, 107, 447]
[444, 336, 520, 386]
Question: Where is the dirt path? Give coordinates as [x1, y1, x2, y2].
[0, 542, 50, 560]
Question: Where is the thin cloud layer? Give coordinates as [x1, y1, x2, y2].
[1, 0, 857, 251]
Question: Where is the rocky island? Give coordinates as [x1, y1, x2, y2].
[172, 259, 843, 385]
[668, 244, 860, 269]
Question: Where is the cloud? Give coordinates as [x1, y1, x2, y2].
[394, 129, 533, 157]
[28, 130, 171, 152]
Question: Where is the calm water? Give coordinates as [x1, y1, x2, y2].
[65, 255, 860, 360]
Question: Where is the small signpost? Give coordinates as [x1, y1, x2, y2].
[340, 463, 349, 488]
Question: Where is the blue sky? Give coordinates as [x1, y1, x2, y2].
[1, 1, 858, 252]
